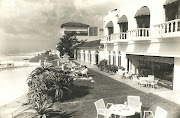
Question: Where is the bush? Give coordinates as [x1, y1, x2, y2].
[27, 65, 74, 107]
[97, 59, 108, 70]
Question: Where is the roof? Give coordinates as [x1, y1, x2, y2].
[60, 22, 89, 28]
[164, 0, 178, 6]
[134, 6, 150, 18]
[105, 21, 113, 28]
[76, 40, 101, 49]
[117, 15, 128, 23]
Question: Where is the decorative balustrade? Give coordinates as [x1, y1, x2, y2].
[154, 19, 180, 35]
[128, 28, 151, 38]
[100, 32, 127, 42]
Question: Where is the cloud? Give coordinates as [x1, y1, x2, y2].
[0, 0, 133, 54]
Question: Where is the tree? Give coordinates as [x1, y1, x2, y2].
[56, 35, 86, 58]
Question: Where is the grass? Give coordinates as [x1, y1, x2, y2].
[52, 69, 180, 118]
[14, 68, 180, 118]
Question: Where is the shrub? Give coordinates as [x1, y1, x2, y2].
[97, 59, 108, 70]
[27, 65, 73, 107]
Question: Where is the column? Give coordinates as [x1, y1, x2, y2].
[173, 57, 180, 91]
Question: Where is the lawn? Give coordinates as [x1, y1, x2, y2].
[50, 69, 180, 118]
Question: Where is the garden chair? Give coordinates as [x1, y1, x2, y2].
[139, 80, 148, 87]
[148, 75, 154, 81]
[126, 96, 142, 118]
[132, 75, 141, 85]
[148, 79, 159, 89]
[94, 99, 113, 118]
[143, 106, 167, 118]
[124, 71, 132, 79]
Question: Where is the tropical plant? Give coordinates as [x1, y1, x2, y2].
[27, 65, 74, 107]
[97, 59, 108, 71]
[56, 34, 86, 58]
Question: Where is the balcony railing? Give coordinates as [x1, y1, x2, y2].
[154, 19, 180, 36]
[128, 28, 151, 38]
[100, 32, 127, 42]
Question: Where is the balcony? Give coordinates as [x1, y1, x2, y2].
[100, 32, 127, 43]
[127, 28, 151, 40]
[154, 19, 180, 38]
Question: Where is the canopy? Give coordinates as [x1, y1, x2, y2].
[126, 54, 174, 64]
[134, 6, 150, 18]
[164, 0, 178, 6]
[105, 21, 113, 28]
[117, 15, 128, 23]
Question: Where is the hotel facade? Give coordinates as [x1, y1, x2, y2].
[75, 0, 180, 91]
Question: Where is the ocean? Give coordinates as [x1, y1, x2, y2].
[0, 51, 43, 106]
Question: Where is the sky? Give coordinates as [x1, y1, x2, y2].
[0, 0, 133, 55]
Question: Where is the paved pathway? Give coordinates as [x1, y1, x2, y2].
[74, 60, 180, 105]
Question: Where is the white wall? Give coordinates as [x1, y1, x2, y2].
[173, 57, 180, 91]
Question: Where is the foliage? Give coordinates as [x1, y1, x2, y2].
[27, 65, 74, 107]
[118, 66, 125, 71]
[56, 34, 86, 58]
[110, 65, 118, 73]
[97, 60, 123, 73]
[97, 59, 108, 71]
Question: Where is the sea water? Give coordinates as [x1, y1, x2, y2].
[0, 66, 36, 106]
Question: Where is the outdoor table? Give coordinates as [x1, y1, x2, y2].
[109, 104, 135, 118]
[139, 77, 151, 87]
[139, 77, 150, 81]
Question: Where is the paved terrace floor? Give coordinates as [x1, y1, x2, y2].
[74, 60, 180, 105]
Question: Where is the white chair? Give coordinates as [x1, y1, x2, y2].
[124, 71, 132, 79]
[81, 68, 88, 77]
[126, 96, 142, 118]
[94, 99, 113, 118]
[139, 80, 148, 87]
[149, 80, 159, 89]
[132, 75, 141, 85]
[143, 106, 167, 118]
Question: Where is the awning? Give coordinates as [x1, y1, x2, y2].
[105, 21, 113, 28]
[126, 54, 174, 64]
[134, 6, 150, 18]
[164, 0, 178, 6]
[117, 15, 128, 24]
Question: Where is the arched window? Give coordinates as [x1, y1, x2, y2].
[118, 51, 121, 66]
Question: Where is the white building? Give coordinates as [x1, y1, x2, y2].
[76, 0, 180, 91]
[60, 22, 103, 42]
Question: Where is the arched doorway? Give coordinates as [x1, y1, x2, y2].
[135, 6, 150, 28]
[164, 0, 180, 32]
[83, 51, 85, 61]
[118, 51, 121, 66]
[105, 21, 114, 40]
[113, 51, 116, 65]
[89, 50, 91, 63]
[117, 15, 128, 39]
[108, 51, 111, 65]
[95, 51, 99, 65]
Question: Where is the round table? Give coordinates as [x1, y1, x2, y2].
[109, 104, 135, 118]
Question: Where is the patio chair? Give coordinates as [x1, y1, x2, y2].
[94, 99, 113, 118]
[126, 96, 142, 118]
[143, 106, 167, 118]
[148, 79, 159, 89]
[124, 71, 132, 79]
[116, 70, 124, 79]
[132, 75, 141, 85]
[139, 80, 148, 87]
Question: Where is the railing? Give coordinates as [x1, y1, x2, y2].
[128, 28, 151, 38]
[154, 19, 180, 35]
[100, 32, 127, 42]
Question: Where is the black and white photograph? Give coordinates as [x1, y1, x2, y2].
[0, 0, 180, 118]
